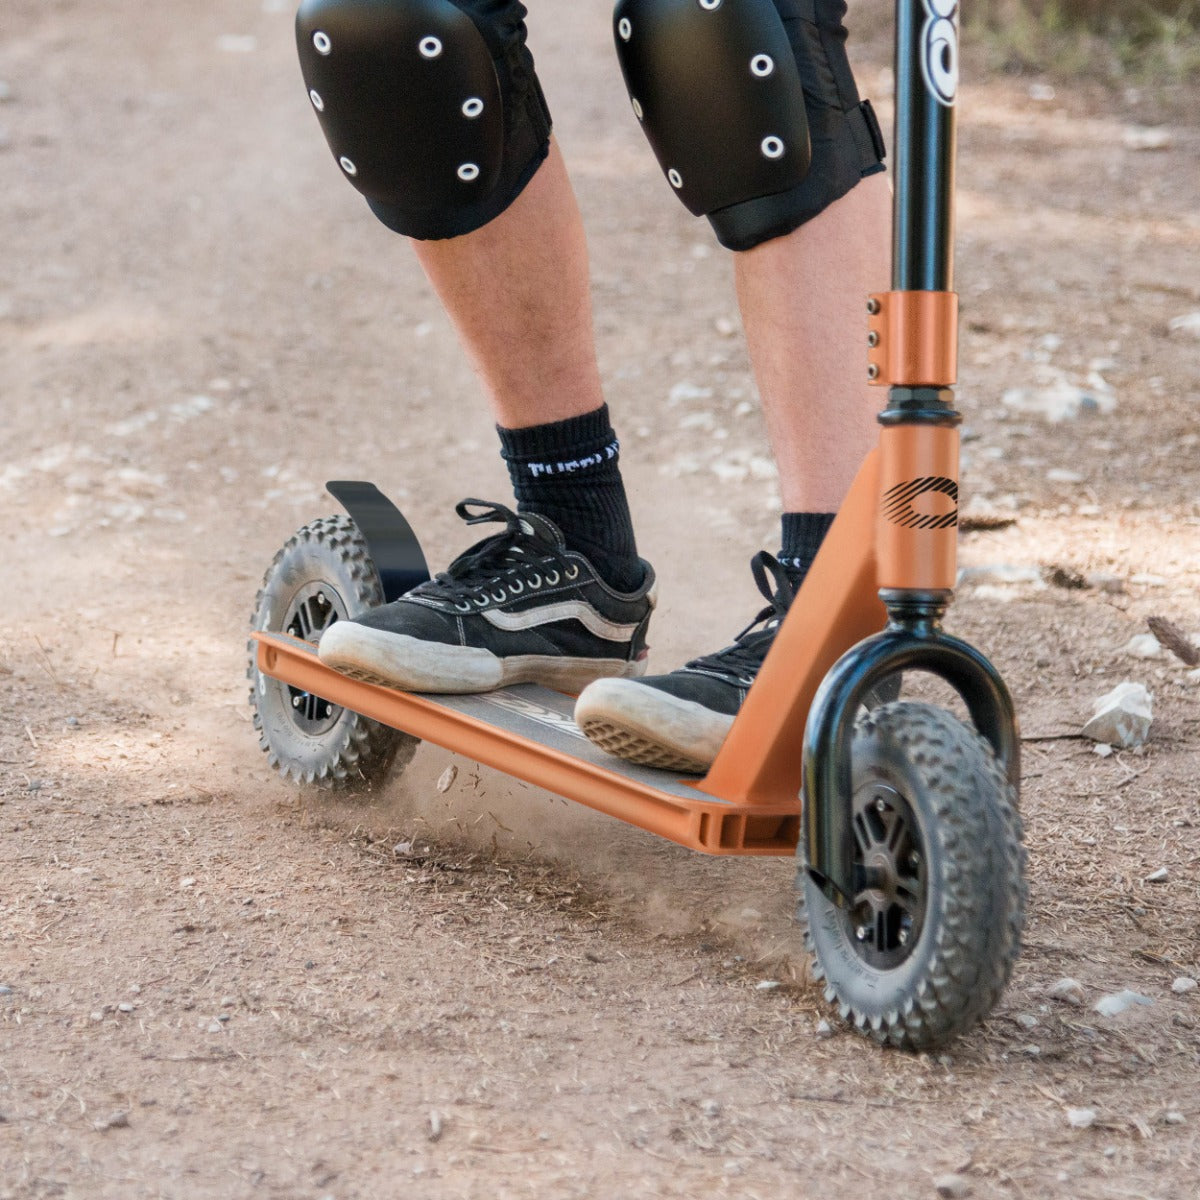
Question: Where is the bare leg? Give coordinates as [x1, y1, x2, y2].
[411, 139, 604, 429]
[735, 172, 892, 513]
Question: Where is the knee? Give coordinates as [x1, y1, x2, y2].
[296, 0, 552, 240]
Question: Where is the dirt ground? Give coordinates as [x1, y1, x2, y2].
[3, 1, 1200, 1197]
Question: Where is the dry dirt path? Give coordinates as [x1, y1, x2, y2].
[2, 2, 1199, 1197]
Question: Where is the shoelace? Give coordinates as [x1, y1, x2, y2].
[683, 552, 797, 684]
[416, 499, 580, 610]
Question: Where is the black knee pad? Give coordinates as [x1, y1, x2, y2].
[296, 0, 552, 240]
[614, 0, 886, 251]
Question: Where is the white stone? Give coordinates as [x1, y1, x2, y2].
[1001, 378, 1115, 423]
[935, 1174, 972, 1198]
[1093, 743, 1114, 758]
[1123, 634, 1161, 659]
[1166, 1111, 1185, 1125]
[435, 765, 457, 794]
[1081, 682, 1152, 749]
[1094, 989, 1154, 1017]
[1067, 1108, 1097, 1129]
[1122, 126, 1172, 151]
[1168, 311, 1200, 339]
[1145, 867, 1169, 883]
[1171, 976, 1197, 995]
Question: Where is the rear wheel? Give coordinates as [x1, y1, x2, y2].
[248, 515, 418, 788]
[801, 701, 1025, 1050]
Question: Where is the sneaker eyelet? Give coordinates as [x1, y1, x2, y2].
[508, 580, 524, 595]
[455, 601, 472, 612]
[491, 589, 506, 603]
[544, 570, 560, 586]
[527, 574, 542, 589]
[473, 596, 488, 607]
[565, 564, 580, 580]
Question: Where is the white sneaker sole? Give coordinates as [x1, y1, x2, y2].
[318, 621, 644, 695]
[573, 676, 734, 774]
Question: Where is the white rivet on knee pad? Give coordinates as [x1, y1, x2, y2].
[761, 136, 785, 159]
[668, 168, 683, 189]
[631, 97, 643, 121]
[462, 97, 484, 118]
[339, 156, 357, 176]
[309, 89, 324, 111]
[618, 17, 632, 40]
[699, 0, 722, 10]
[457, 163, 480, 181]
[419, 36, 443, 59]
[312, 30, 332, 55]
[751, 54, 775, 77]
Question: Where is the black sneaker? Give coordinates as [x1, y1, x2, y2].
[317, 499, 655, 693]
[574, 552, 795, 773]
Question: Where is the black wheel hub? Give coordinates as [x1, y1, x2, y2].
[282, 582, 346, 735]
[843, 781, 928, 969]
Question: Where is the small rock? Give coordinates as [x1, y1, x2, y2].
[958, 564, 1043, 586]
[220, 995, 236, 1007]
[1094, 989, 1154, 1018]
[1048, 978, 1086, 1006]
[1123, 634, 1162, 660]
[1168, 312, 1200, 339]
[755, 980, 781, 991]
[0, 986, 13, 997]
[815, 1019, 833, 1039]
[1028, 82, 1056, 102]
[428, 1110, 443, 1142]
[1093, 743, 1114, 758]
[90, 1010, 105, 1022]
[701, 1099, 722, 1118]
[1122, 125, 1172, 151]
[180, 877, 196, 889]
[117, 1002, 135, 1014]
[935, 1174, 971, 1198]
[1067, 1107, 1097, 1129]
[1145, 867, 1169, 883]
[1171, 977, 1197, 995]
[1046, 467, 1084, 484]
[207, 1020, 223, 1034]
[1016, 1013, 1039, 1029]
[1081, 682, 1152, 749]
[1087, 571, 1125, 594]
[1165, 1111, 1185, 1125]
[1001, 379, 1115, 423]
[94, 1111, 130, 1132]
[435, 765, 457, 793]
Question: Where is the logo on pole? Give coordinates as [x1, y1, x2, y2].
[921, 0, 959, 108]
[883, 477, 959, 529]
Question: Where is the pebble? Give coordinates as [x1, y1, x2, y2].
[1122, 125, 1173, 151]
[180, 877, 197, 889]
[1166, 1111, 1185, 1125]
[1123, 634, 1162, 659]
[1168, 312, 1200, 339]
[755, 980, 781, 990]
[701, 1099, 722, 1118]
[207, 1020, 223, 1034]
[1016, 1013, 1039, 1029]
[435, 765, 457, 793]
[815, 1019, 833, 1039]
[1046, 468, 1085, 484]
[93, 1111, 129, 1133]
[1081, 682, 1152, 749]
[1093, 743, 1114, 758]
[1001, 379, 1115, 423]
[90, 1010, 105, 1022]
[1048, 978, 1086, 1006]
[428, 1110, 443, 1142]
[1094, 989, 1154, 1018]
[221, 995, 236, 1007]
[1172, 977, 1197, 995]
[1145, 867, 1169, 883]
[934, 1174, 971, 1198]
[117, 1002, 135, 1014]
[0, 986, 13, 997]
[957, 564, 1043, 586]
[1067, 1107, 1097, 1129]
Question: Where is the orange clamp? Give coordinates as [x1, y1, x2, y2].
[867, 291, 959, 387]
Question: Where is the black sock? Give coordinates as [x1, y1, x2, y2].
[497, 404, 644, 592]
[777, 512, 836, 590]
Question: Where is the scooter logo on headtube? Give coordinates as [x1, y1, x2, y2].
[921, 0, 959, 108]
[883, 476, 959, 529]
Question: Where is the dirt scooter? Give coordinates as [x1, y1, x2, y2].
[250, 0, 1025, 1050]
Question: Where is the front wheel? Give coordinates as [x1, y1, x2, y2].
[248, 515, 419, 789]
[801, 701, 1025, 1050]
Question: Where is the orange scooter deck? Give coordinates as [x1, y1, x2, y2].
[254, 632, 801, 856]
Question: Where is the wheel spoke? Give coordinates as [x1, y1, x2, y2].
[886, 811, 907, 854]
[895, 876, 921, 914]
